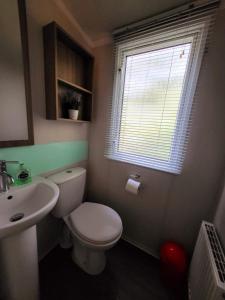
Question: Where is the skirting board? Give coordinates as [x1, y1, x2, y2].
[39, 236, 160, 262]
[122, 235, 159, 260]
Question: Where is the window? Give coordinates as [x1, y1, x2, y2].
[106, 22, 208, 174]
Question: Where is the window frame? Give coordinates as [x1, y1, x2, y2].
[106, 22, 209, 174]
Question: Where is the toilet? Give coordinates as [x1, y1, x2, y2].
[48, 167, 123, 275]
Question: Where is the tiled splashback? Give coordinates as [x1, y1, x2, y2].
[0, 140, 88, 177]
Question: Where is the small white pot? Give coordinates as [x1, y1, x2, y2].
[69, 109, 79, 120]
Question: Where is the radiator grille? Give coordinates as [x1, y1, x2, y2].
[189, 221, 225, 300]
[205, 223, 225, 283]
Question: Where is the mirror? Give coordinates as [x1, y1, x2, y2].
[0, 0, 33, 147]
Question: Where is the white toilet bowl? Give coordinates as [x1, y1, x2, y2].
[48, 168, 123, 275]
[64, 202, 123, 275]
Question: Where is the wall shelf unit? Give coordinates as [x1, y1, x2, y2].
[57, 78, 93, 95]
[43, 22, 94, 122]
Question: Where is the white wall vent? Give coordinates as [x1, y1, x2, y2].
[189, 221, 225, 300]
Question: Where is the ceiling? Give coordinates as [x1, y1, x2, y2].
[62, 0, 192, 42]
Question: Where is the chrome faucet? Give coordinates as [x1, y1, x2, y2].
[0, 160, 19, 193]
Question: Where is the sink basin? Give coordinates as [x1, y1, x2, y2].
[0, 176, 59, 300]
[0, 177, 59, 239]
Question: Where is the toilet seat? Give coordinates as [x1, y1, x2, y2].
[69, 202, 123, 245]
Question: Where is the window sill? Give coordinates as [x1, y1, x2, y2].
[104, 155, 179, 175]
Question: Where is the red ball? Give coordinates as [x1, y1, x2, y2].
[160, 241, 187, 273]
[160, 241, 188, 287]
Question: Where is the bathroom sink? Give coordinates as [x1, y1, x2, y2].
[0, 177, 59, 239]
[0, 176, 59, 299]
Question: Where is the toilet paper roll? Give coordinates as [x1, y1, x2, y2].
[125, 178, 141, 195]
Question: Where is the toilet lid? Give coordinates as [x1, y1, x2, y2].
[69, 202, 122, 244]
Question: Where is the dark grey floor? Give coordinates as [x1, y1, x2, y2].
[40, 240, 188, 300]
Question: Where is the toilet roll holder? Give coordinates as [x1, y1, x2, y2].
[125, 174, 141, 194]
[129, 174, 141, 180]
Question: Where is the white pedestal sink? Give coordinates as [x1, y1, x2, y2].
[0, 177, 59, 300]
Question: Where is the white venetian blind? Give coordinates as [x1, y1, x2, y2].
[120, 42, 191, 161]
[105, 0, 219, 174]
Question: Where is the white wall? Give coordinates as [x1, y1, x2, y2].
[88, 8, 225, 256]
[26, 0, 93, 258]
[27, 0, 92, 145]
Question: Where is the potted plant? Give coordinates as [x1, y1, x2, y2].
[68, 92, 81, 120]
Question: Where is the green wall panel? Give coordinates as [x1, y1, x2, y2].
[0, 140, 88, 177]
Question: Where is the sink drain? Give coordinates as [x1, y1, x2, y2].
[10, 213, 24, 222]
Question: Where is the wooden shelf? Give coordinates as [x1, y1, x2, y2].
[57, 118, 89, 123]
[57, 78, 92, 95]
[43, 22, 94, 122]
